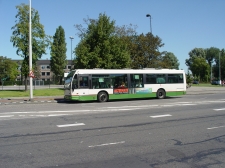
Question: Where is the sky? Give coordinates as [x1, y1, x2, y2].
[0, 0, 225, 72]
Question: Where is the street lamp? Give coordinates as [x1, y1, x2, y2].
[146, 14, 152, 34]
[29, 0, 33, 100]
[69, 36, 74, 70]
[219, 51, 221, 84]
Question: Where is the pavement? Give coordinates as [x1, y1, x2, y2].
[0, 96, 65, 105]
[0, 86, 225, 105]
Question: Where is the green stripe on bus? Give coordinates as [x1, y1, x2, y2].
[67, 91, 186, 101]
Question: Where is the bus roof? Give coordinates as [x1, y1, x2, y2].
[73, 69, 185, 74]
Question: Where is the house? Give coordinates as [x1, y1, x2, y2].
[14, 59, 73, 82]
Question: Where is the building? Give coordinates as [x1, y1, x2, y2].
[14, 59, 73, 82]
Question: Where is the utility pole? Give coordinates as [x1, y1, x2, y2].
[29, 0, 33, 100]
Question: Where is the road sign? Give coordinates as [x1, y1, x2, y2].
[29, 71, 35, 78]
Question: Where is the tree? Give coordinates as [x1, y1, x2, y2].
[185, 48, 206, 79]
[161, 52, 180, 69]
[205, 47, 220, 66]
[10, 3, 50, 90]
[50, 26, 67, 84]
[130, 33, 165, 69]
[213, 49, 225, 80]
[186, 70, 193, 87]
[74, 13, 131, 69]
[191, 56, 210, 82]
[0, 56, 18, 84]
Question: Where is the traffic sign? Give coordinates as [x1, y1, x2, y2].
[29, 71, 35, 78]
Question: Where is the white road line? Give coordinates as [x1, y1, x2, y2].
[88, 141, 125, 148]
[48, 114, 70, 117]
[207, 126, 225, 130]
[0, 115, 14, 118]
[176, 102, 193, 103]
[57, 123, 85, 128]
[150, 114, 172, 118]
[213, 108, 225, 111]
[106, 105, 158, 108]
[161, 105, 174, 107]
[177, 104, 196, 106]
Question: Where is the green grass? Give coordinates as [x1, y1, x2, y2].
[0, 88, 64, 98]
[191, 83, 223, 87]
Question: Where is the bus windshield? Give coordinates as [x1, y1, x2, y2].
[64, 71, 76, 89]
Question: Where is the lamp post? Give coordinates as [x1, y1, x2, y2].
[29, 0, 33, 100]
[146, 14, 152, 34]
[69, 36, 74, 70]
[219, 51, 221, 85]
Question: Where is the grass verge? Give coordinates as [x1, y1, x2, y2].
[0, 88, 64, 98]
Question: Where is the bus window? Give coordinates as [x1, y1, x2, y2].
[79, 76, 89, 88]
[146, 74, 156, 84]
[167, 74, 183, 83]
[156, 74, 166, 84]
[92, 75, 112, 89]
[110, 74, 127, 88]
[72, 74, 78, 90]
[131, 74, 143, 88]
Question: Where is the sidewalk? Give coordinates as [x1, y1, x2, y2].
[0, 87, 225, 105]
[186, 86, 225, 94]
[0, 96, 65, 105]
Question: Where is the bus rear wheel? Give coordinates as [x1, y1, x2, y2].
[157, 89, 166, 99]
[97, 92, 108, 102]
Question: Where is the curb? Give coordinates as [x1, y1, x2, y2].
[0, 98, 65, 105]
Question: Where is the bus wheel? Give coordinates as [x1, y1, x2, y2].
[157, 89, 166, 99]
[98, 92, 108, 102]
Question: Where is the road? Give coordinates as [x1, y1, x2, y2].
[0, 93, 225, 168]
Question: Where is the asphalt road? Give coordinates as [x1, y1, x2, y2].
[0, 93, 225, 168]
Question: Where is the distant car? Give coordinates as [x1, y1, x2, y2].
[211, 80, 219, 85]
[192, 80, 199, 84]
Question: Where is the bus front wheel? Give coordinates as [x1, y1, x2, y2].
[97, 92, 108, 102]
[157, 89, 166, 99]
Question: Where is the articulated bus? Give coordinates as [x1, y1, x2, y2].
[64, 69, 186, 102]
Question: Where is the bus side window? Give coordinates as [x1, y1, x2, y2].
[79, 77, 89, 88]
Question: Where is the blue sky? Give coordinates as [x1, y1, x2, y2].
[0, 0, 225, 72]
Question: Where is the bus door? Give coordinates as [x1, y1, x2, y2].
[129, 74, 144, 94]
[78, 75, 89, 96]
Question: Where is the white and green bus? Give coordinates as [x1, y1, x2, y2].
[64, 69, 186, 102]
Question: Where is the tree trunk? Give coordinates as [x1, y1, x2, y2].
[25, 76, 28, 91]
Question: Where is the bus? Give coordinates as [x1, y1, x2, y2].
[64, 69, 186, 102]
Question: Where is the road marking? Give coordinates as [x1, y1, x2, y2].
[150, 114, 172, 118]
[48, 114, 70, 117]
[207, 126, 225, 130]
[161, 105, 174, 107]
[176, 102, 193, 103]
[57, 123, 85, 128]
[213, 108, 225, 111]
[88, 141, 125, 148]
[0, 115, 14, 118]
[106, 105, 158, 108]
[178, 104, 196, 106]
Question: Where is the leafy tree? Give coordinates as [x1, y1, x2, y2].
[205, 47, 220, 66]
[0, 56, 18, 84]
[161, 52, 180, 69]
[185, 48, 206, 78]
[10, 3, 50, 90]
[186, 70, 193, 87]
[130, 33, 165, 69]
[74, 13, 131, 69]
[191, 56, 210, 82]
[213, 49, 225, 80]
[50, 26, 67, 84]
